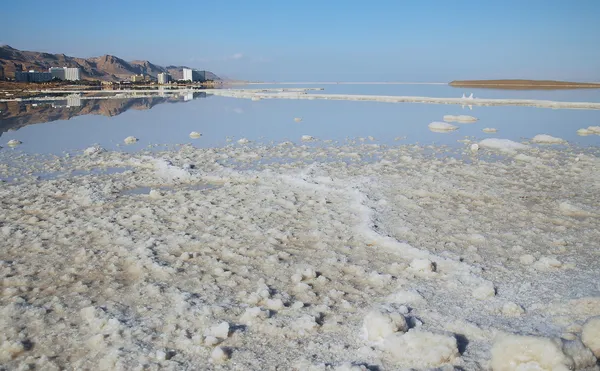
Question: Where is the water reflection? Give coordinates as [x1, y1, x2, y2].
[0, 92, 208, 137]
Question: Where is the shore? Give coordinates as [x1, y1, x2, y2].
[449, 79, 600, 90]
[1, 141, 599, 370]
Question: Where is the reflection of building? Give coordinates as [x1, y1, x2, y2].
[158, 72, 171, 84]
[15, 71, 53, 82]
[183, 92, 194, 101]
[67, 94, 82, 107]
[49, 67, 81, 81]
[0, 66, 4, 80]
[158, 86, 167, 97]
[182, 68, 206, 82]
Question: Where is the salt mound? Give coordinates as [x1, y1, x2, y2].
[582, 316, 600, 358]
[7, 139, 21, 146]
[384, 330, 460, 368]
[251, 96, 261, 101]
[479, 138, 528, 151]
[238, 138, 250, 144]
[362, 309, 407, 342]
[470, 143, 479, 152]
[577, 126, 600, 136]
[532, 134, 566, 144]
[443, 115, 478, 123]
[84, 146, 104, 155]
[294, 117, 303, 122]
[301, 135, 316, 141]
[491, 334, 574, 370]
[124, 136, 138, 144]
[482, 128, 498, 133]
[189, 131, 202, 139]
[428, 122, 458, 132]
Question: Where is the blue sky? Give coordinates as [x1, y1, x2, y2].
[2, 0, 599, 82]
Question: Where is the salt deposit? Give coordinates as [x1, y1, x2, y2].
[443, 114, 478, 123]
[577, 126, 600, 136]
[301, 135, 316, 141]
[84, 146, 105, 155]
[482, 127, 498, 133]
[123, 136, 138, 144]
[294, 117, 303, 122]
[189, 131, 202, 139]
[428, 121, 458, 132]
[1, 141, 599, 370]
[532, 134, 566, 144]
[479, 138, 528, 151]
[7, 139, 21, 146]
[237, 137, 250, 144]
[582, 316, 600, 358]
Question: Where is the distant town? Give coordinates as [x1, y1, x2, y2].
[0, 65, 213, 85]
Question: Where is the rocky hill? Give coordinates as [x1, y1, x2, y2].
[0, 45, 220, 82]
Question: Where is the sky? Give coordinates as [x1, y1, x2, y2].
[1, 0, 599, 82]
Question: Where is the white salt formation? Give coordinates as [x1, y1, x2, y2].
[532, 134, 566, 144]
[189, 131, 202, 139]
[0, 141, 599, 370]
[84, 146, 104, 155]
[443, 114, 478, 123]
[123, 136, 138, 144]
[301, 135, 316, 141]
[479, 138, 528, 151]
[7, 139, 21, 146]
[237, 137, 250, 144]
[577, 126, 600, 136]
[470, 143, 479, 152]
[482, 127, 498, 133]
[294, 117, 303, 122]
[428, 121, 458, 132]
[582, 316, 600, 358]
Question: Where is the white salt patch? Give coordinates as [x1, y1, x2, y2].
[501, 302, 525, 317]
[153, 159, 191, 182]
[240, 307, 269, 324]
[210, 346, 230, 363]
[472, 282, 495, 300]
[428, 122, 458, 132]
[562, 339, 598, 369]
[491, 335, 574, 371]
[470, 143, 479, 152]
[479, 138, 528, 151]
[534, 256, 562, 270]
[362, 309, 408, 342]
[443, 115, 478, 123]
[589, 126, 600, 134]
[7, 139, 21, 146]
[84, 146, 104, 155]
[251, 96, 261, 101]
[205, 322, 229, 339]
[384, 330, 460, 368]
[301, 135, 316, 142]
[124, 136, 138, 144]
[482, 127, 498, 133]
[294, 117, 302, 122]
[520, 254, 536, 265]
[559, 202, 594, 217]
[238, 138, 250, 144]
[409, 259, 435, 273]
[189, 131, 202, 139]
[532, 134, 566, 144]
[582, 316, 600, 358]
[292, 315, 320, 334]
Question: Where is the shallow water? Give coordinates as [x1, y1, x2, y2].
[0, 84, 599, 155]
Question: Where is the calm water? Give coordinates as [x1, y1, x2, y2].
[1, 84, 599, 154]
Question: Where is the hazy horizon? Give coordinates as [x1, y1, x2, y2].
[2, 0, 600, 82]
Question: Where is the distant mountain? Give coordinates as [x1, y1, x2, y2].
[0, 45, 220, 82]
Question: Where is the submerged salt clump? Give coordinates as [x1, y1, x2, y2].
[479, 138, 528, 151]
[301, 135, 316, 142]
[443, 115, 478, 123]
[189, 131, 202, 139]
[428, 122, 458, 132]
[470, 143, 479, 152]
[491, 334, 574, 371]
[238, 138, 250, 144]
[294, 117, 303, 122]
[124, 136, 138, 144]
[7, 139, 22, 146]
[482, 128, 498, 133]
[384, 330, 460, 368]
[532, 134, 566, 144]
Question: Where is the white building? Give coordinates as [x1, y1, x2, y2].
[158, 72, 171, 84]
[48, 67, 81, 81]
[182, 68, 205, 82]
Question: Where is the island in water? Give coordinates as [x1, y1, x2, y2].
[449, 79, 600, 90]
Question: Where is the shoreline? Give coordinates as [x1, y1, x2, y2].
[450, 79, 600, 90]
